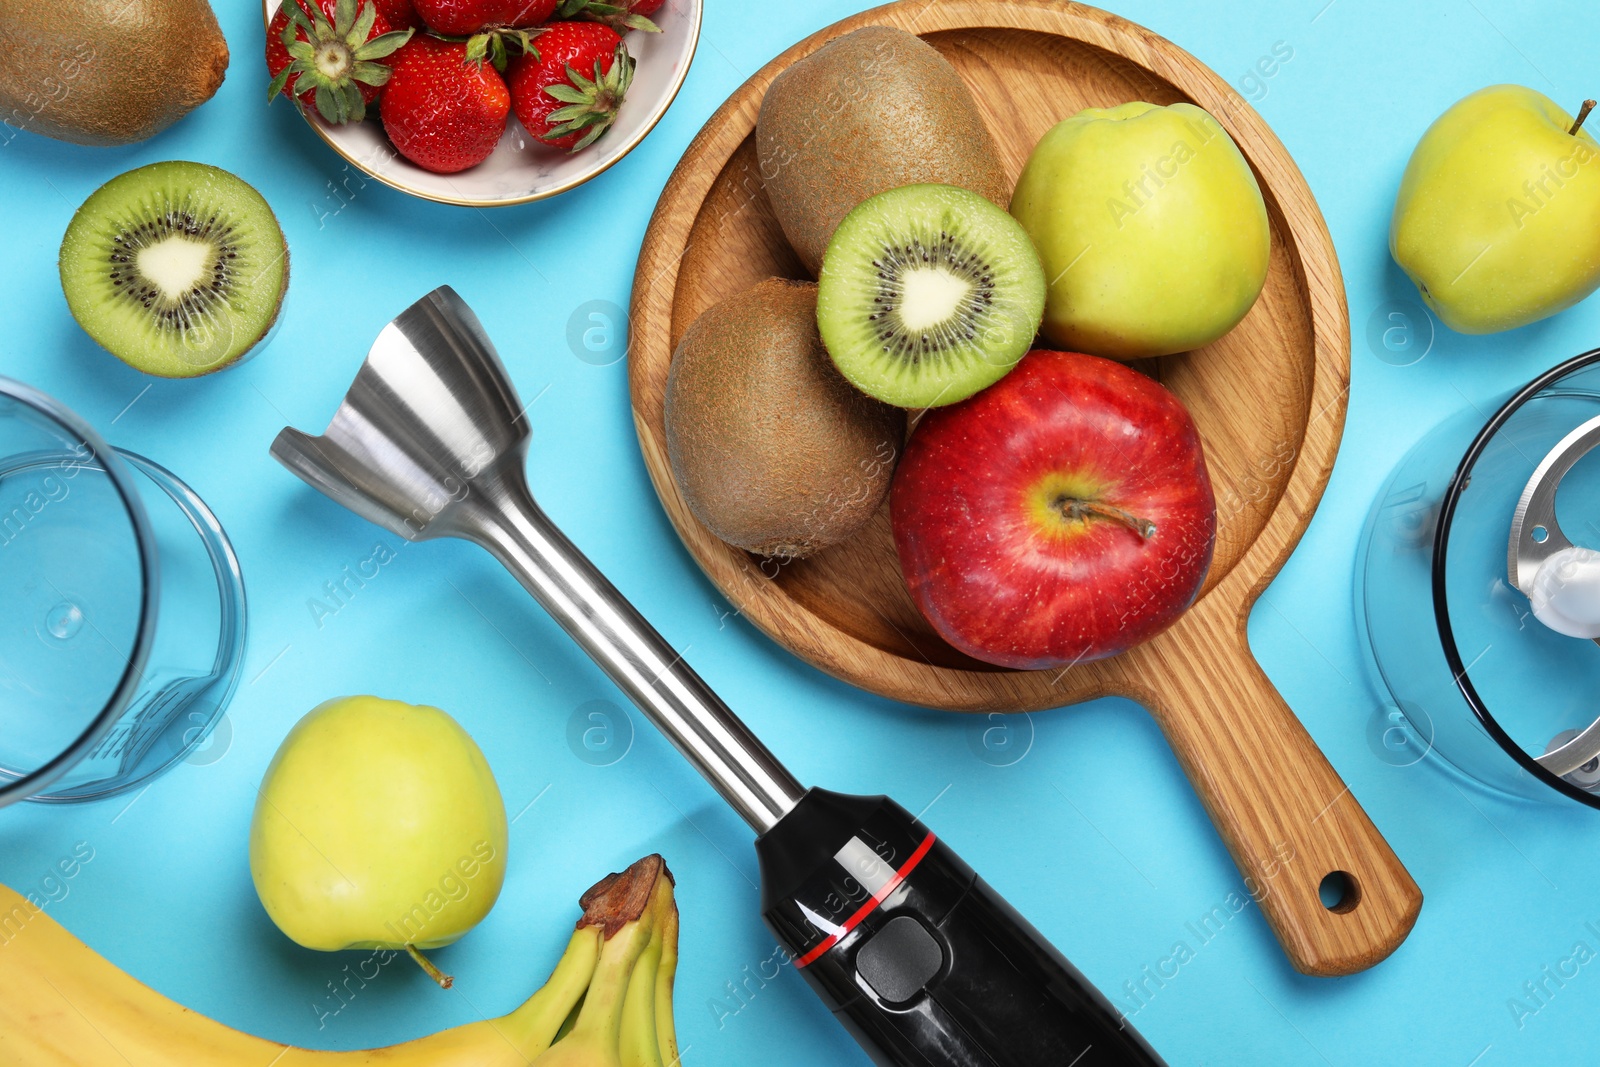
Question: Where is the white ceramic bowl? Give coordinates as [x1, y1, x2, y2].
[262, 0, 702, 206]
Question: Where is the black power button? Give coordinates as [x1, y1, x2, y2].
[855, 915, 944, 1003]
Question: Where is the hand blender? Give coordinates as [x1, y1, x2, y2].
[272, 288, 1167, 1067]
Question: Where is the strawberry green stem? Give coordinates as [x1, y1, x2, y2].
[555, 0, 661, 32]
[542, 42, 634, 151]
[267, 0, 412, 123]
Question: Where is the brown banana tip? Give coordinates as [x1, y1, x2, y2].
[577, 854, 674, 938]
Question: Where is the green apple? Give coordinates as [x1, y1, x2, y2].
[1009, 101, 1270, 359]
[250, 696, 508, 970]
[1391, 86, 1600, 334]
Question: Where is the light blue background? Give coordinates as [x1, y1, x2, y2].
[2, 1, 1597, 1064]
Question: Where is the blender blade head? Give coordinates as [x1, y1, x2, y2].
[1506, 413, 1600, 593]
[269, 286, 531, 544]
[1507, 411, 1600, 780]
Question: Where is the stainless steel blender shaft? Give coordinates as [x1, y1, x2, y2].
[270, 287, 805, 832]
[474, 486, 805, 831]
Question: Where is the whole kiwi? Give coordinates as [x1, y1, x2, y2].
[756, 26, 1009, 276]
[665, 278, 905, 559]
[0, 0, 228, 147]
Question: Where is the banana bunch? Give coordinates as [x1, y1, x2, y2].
[0, 854, 680, 1067]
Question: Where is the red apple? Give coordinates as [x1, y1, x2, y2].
[890, 350, 1216, 670]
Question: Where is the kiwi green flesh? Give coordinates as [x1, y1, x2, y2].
[59, 160, 288, 379]
[817, 183, 1045, 409]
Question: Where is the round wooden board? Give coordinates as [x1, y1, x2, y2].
[631, 0, 1337, 713]
[631, 0, 1422, 978]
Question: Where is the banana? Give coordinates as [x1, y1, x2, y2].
[654, 886, 681, 1067]
[529, 858, 665, 1067]
[617, 880, 672, 1067]
[0, 855, 679, 1067]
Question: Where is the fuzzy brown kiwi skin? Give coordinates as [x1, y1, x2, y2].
[0, 0, 228, 147]
[665, 278, 905, 559]
[756, 26, 1010, 277]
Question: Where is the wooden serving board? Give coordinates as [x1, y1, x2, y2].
[629, 0, 1420, 976]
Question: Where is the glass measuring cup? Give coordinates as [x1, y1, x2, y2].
[0, 377, 245, 807]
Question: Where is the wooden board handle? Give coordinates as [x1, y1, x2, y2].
[1138, 610, 1421, 976]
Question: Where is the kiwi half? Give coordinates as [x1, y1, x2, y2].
[59, 161, 289, 378]
[817, 183, 1045, 409]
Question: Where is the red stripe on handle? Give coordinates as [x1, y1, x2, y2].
[794, 831, 937, 969]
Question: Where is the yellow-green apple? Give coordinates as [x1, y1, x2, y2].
[250, 695, 508, 985]
[891, 350, 1215, 669]
[1391, 86, 1600, 334]
[1009, 102, 1270, 359]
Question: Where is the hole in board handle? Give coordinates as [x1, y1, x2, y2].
[1318, 870, 1360, 914]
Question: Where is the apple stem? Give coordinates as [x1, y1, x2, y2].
[1570, 99, 1596, 136]
[405, 944, 454, 989]
[1058, 498, 1157, 540]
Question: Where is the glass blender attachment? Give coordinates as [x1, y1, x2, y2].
[1358, 349, 1600, 807]
[0, 378, 246, 808]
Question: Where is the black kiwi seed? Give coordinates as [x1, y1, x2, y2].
[101, 198, 239, 334]
[862, 228, 999, 367]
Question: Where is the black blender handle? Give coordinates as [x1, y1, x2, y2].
[757, 790, 1167, 1067]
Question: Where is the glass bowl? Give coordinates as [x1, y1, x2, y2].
[1357, 348, 1600, 807]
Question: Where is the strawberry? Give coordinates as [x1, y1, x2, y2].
[381, 35, 511, 173]
[508, 22, 631, 151]
[373, 0, 423, 28]
[412, 0, 556, 35]
[266, 0, 413, 123]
